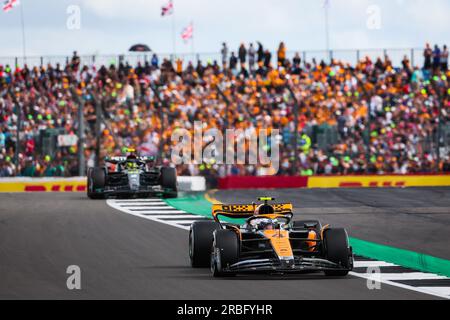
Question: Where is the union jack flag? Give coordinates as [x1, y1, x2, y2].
[3, 0, 19, 12]
[181, 23, 193, 42]
[161, 0, 173, 16]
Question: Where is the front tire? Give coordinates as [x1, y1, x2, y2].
[323, 228, 352, 276]
[87, 167, 106, 199]
[189, 221, 221, 268]
[211, 230, 239, 277]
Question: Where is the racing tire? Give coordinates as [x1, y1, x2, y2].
[189, 221, 221, 268]
[87, 167, 106, 200]
[323, 228, 352, 276]
[211, 230, 239, 277]
[161, 167, 177, 196]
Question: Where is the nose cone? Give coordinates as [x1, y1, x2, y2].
[128, 173, 140, 190]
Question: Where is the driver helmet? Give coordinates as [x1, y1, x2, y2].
[125, 148, 138, 160]
[126, 162, 138, 170]
[254, 204, 275, 215]
[250, 218, 275, 231]
[259, 220, 275, 230]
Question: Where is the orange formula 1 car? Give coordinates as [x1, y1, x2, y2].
[189, 197, 353, 277]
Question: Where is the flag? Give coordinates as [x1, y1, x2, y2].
[3, 0, 19, 12]
[161, 0, 173, 16]
[322, 0, 329, 8]
[181, 23, 193, 42]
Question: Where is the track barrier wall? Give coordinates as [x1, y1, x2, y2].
[0, 176, 206, 192]
[218, 176, 308, 189]
[218, 174, 450, 189]
[1, 174, 450, 192]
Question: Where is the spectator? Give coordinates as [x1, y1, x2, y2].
[238, 43, 247, 66]
[441, 45, 449, 71]
[151, 54, 159, 68]
[264, 50, 272, 68]
[229, 52, 238, 70]
[423, 43, 432, 70]
[433, 44, 441, 70]
[277, 42, 286, 67]
[71, 51, 81, 71]
[221, 42, 228, 68]
[256, 42, 264, 63]
[248, 43, 256, 73]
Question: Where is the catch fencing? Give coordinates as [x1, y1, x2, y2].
[0, 47, 433, 69]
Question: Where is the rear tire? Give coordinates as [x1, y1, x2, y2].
[161, 167, 178, 194]
[189, 221, 221, 268]
[323, 228, 352, 276]
[87, 167, 106, 199]
[211, 230, 239, 277]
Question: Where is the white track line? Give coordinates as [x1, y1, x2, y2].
[417, 287, 450, 297]
[348, 272, 450, 299]
[107, 199, 193, 230]
[113, 199, 165, 203]
[123, 206, 182, 210]
[131, 210, 188, 214]
[147, 215, 206, 219]
[365, 273, 447, 281]
[353, 261, 397, 268]
[106, 198, 450, 299]
[117, 203, 167, 206]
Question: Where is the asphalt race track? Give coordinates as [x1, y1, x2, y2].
[0, 188, 449, 299]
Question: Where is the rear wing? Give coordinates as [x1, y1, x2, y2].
[105, 157, 127, 164]
[212, 203, 293, 220]
[105, 156, 156, 164]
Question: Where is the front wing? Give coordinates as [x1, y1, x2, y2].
[96, 185, 176, 198]
[220, 257, 351, 274]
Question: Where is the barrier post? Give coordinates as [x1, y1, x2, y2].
[13, 91, 21, 174]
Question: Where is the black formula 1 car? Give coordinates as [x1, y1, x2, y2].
[189, 197, 353, 277]
[87, 149, 177, 199]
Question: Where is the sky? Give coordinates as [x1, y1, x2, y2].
[0, 0, 449, 59]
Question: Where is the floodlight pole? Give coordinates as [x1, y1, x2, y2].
[324, 0, 331, 62]
[19, 0, 27, 64]
[171, 2, 176, 61]
[436, 86, 443, 173]
[216, 86, 230, 134]
[286, 84, 300, 175]
[9, 89, 21, 174]
[150, 84, 165, 165]
[95, 99, 103, 167]
[216, 86, 230, 175]
[71, 87, 85, 176]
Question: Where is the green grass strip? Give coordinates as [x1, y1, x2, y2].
[349, 237, 450, 277]
[165, 192, 450, 277]
[164, 193, 246, 224]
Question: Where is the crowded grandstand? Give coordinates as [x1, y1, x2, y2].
[0, 42, 449, 182]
